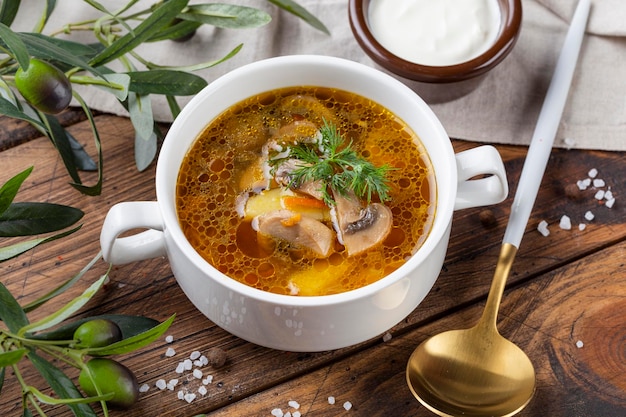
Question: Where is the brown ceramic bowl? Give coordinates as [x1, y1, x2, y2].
[349, 0, 523, 84]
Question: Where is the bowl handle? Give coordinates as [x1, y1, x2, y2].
[454, 145, 508, 210]
[100, 202, 166, 265]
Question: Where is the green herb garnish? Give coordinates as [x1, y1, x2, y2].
[270, 120, 393, 206]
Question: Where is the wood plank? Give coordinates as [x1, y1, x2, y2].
[202, 241, 626, 417]
[0, 115, 624, 416]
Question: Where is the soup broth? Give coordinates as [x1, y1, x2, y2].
[176, 86, 435, 296]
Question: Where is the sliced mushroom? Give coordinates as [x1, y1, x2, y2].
[274, 120, 319, 144]
[273, 158, 326, 201]
[238, 156, 270, 193]
[252, 209, 335, 257]
[333, 192, 393, 256]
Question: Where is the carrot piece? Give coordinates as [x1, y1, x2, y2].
[282, 196, 327, 210]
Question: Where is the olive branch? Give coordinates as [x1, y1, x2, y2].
[0, 166, 175, 417]
[0, 0, 328, 196]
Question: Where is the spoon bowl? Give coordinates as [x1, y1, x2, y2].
[407, 327, 535, 416]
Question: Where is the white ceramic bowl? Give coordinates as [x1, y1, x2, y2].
[100, 55, 508, 352]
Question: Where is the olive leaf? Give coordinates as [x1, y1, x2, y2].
[41, 111, 84, 185]
[18, 275, 107, 336]
[127, 91, 154, 141]
[145, 19, 201, 43]
[0, 225, 81, 262]
[30, 0, 56, 33]
[30, 314, 161, 341]
[267, 0, 330, 34]
[0, 166, 33, 215]
[0, 348, 27, 367]
[0, 366, 5, 395]
[0, 202, 83, 237]
[166, 94, 181, 118]
[28, 351, 99, 417]
[89, 0, 188, 67]
[135, 130, 158, 172]
[71, 92, 103, 195]
[0, 281, 29, 333]
[179, 4, 272, 29]
[0, 97, 46, 129]
[68, 130, 98, 172]
[127, 70, 207, 96]
[86, 314, 175, 356]
[141, 43, 243, 73]
[17, 32, 104, 78]
[126, 91, 158, 171]
[0, 0, 20, 26]
[0, 22, 30, 70]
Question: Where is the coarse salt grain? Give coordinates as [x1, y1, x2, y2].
[382, 332, 392, 342]
[155, 379, 167, 390]
[343, 401, 353, 411]
[559, 215, 571, 230]
[184, 393, 196, 403]
[604, 190, 613, 200]
[177, 390, 184, 400]
[606, 198, 615, 208]
[576, 340, 584, 348]
[194, 360, 203, 367]
[594, 190, 605, 200]
[198, 385, 208, 396]
[183, 359, 193, 370]
[165, 335, 174, 343]
[271, 409, 284, 417]
[288, 400, 300, 409]
[584, 211, 594, 221]
[578, 223, 586, 231]
[285, 413, 292, 417]
[588, 168, 598, 178]
[293, 412, 301, 417]
[537, 220, 550, 237]
[200, 355, 209, 366]
[165, 347, 176, 357]
[328, 396, 335, 405]
[193, 369, 203, 379]
[175, 362, 185, 374]
[593, 179, 605, 188]
[190, 350, 201, 360]
[139, 383, 150, 393]
[203, 375, 214, 385]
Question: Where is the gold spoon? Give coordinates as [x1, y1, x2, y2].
[406, 0, 591, 415]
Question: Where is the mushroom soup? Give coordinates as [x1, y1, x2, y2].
[176, 86, 435, 296]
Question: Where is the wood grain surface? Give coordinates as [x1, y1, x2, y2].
[0, 113, 624, 417]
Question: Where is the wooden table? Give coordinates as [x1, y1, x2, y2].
[1, 110, 624, 417]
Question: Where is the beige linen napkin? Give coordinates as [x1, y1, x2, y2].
[12, 0, 626, 151]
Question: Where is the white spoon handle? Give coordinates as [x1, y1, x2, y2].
[503, 0, 591, 247]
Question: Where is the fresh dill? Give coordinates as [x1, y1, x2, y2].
[269, 119, 393, 206]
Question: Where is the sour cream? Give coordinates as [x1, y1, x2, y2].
[368, 0, 501, 66]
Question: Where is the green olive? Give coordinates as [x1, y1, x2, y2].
[73, 319, 123, 349]
[79, 358, 139, 409]
[14, 58, 72, 114]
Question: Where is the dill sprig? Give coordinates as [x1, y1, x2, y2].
[269, 119, 393, 206]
